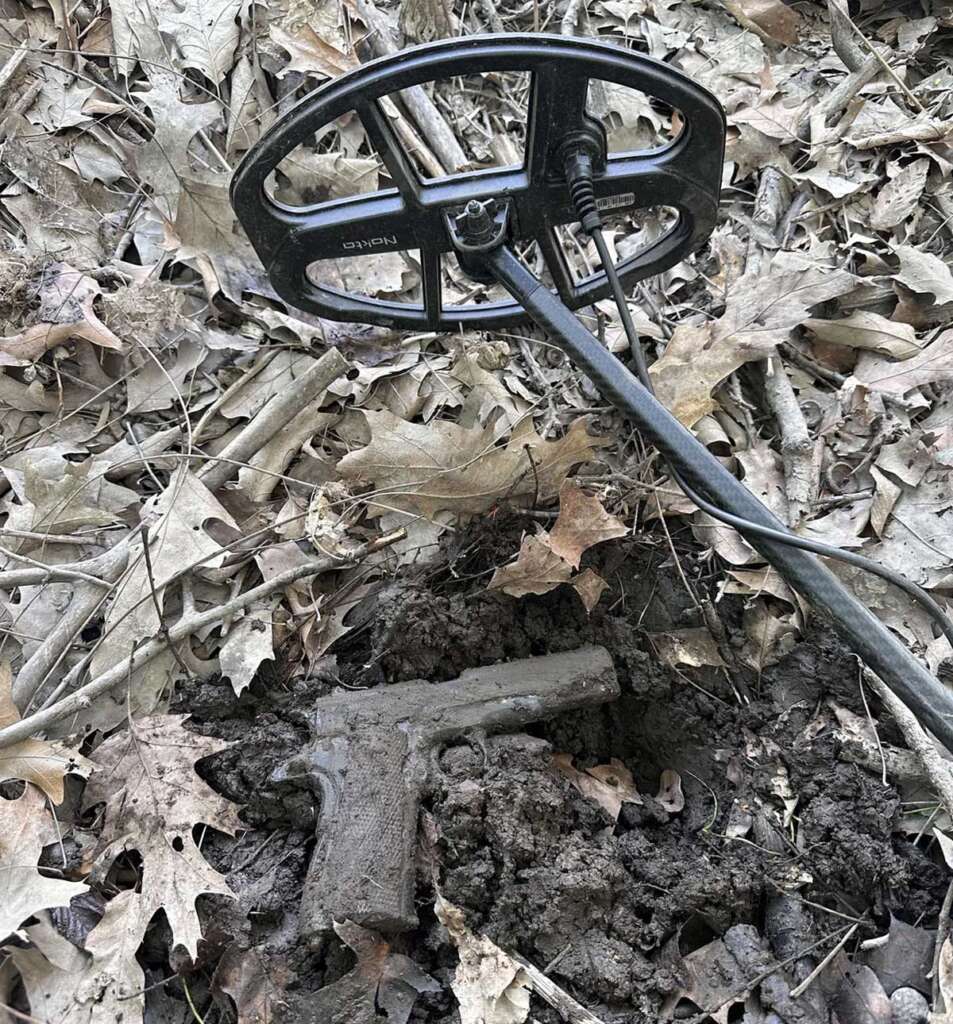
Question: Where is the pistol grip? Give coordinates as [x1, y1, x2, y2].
[299, 731, 419, 943]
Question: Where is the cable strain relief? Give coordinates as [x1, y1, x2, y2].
[563, 150, 602, 234]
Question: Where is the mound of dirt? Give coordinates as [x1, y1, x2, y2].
[179, 517, 946, 1023]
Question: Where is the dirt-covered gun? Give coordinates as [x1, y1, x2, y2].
[275, 645, 619, 942]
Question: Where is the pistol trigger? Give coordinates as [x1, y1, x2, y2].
[464, 727, 491, 771]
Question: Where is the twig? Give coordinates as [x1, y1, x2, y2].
[0, 530, 406, 748]
[477, 0, 505, 32]
[790, 923, 858, 998]
[935, 878, 953, 1012]
[862, 669, 953, 807]
[512, 953, 606, 1024]
[0, 548, 111, 588]
[762, 361, 817, 526]
[139, 524, 191, 679]
[196, 348, 351, 491]
[12, 545, 130, 709]
[351, 0, 467, 172]
[561, 0, 586, 34]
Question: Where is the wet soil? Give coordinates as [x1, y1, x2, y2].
[174, 514, 947, 1022]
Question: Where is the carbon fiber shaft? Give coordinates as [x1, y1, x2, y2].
[484, 243, 953, 749]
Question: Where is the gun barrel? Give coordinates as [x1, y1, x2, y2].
[310, 645, 619, 741]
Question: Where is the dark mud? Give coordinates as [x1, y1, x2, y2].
[175, 514, 946, 1022]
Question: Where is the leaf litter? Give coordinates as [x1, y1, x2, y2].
[0, 0, 952, 1019]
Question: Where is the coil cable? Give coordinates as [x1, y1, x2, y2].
[564, 150, 953, 649]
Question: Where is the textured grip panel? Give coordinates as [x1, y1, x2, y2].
[298, 729, 418, 942]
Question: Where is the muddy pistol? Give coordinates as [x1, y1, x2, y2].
[276, 645, 619, 942]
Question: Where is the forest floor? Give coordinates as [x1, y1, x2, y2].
[1, 0, 953, 1020]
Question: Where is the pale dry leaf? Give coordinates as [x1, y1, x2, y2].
[0, 123, 118, 270]
[650, 267, 855, 425]
[309, 921, 439, 1024]
[0, 662, 92, 803]
[656, 769, 685, 813]
[870, 159, 929, 231]
[338, 411, 608, 520]
[853, 328, 953, 397]
[215, 944, 291, 1024]
[158, 0, 243, 83]
[934, 828, 953, 871]
[804, 312, 921, 360]
[171, 174, 262, 303]
[92, 466, 238, 684]
[938, 938, 953, 1017]
[11, 891, 149, 1024]
[869, 465, 901, 537]
[723, 0, 800, 45]
[0, 263, 122, 365]
[436, 896, 532, 1024]
[488, 534, 572, 598]
[546, 480, 627, 569]
[572, 568, 609, 613]
[4, 458, 131, 536]
[553, 753, 641, 822]
[237, 407, 338, 503]
[132, 70, 221, 222]
[275, 151, 379, 202]
[741, 602, 799, 670]
[661, 937, 752, 1024]
[797, 167, 871, 199]
[650, 628, 726, 669]
[0, 784, 88, 937]
[894, 245, 953, 306]
[270, 24, 357, 78]
[83, 715, 241, 959]
[219, 600, 276, 697]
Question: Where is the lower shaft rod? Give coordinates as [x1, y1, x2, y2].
[483, 243, 953, 748]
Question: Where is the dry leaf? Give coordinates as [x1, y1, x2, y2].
[650, 267, 855, 425]
[0, 264, 122, 364]
[219, 600, 277, 697]
[436, 896, 532, 1024]
[651, 628, 726, 669]
[804, 312, 922, 360]
[308, 921, 439, 1024]
[338, 411, 608, 520]
[91, 466, 238, 713]
[546, 480, 627, 569]
[0, 662, 92, 803]
[656, 769, 685, 813]
[215, 945, 291, 1024]
[724, 0, 800, 45]
[854, 327, 953, 396]
[553, 753, 642, 822]
[270, 25, 357, 78]
[894, 245, 953, 306]
[10, 890, 149, 1024]
[572, 568, 609, 613]
[870, 159, 929, 231]
[0, 784, 88, 937]
[488, 534, 573, 598]
[83, 715, 241, 959]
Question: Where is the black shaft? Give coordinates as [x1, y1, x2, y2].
[484, 243, 953, 748]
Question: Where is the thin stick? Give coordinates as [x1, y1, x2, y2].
[790, 923, 858, 998]
[514, 953, 606, 1024]
[935, 879, 953, 1011]
[0, 530, 406, 749]
[196, 348, 351, 491]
